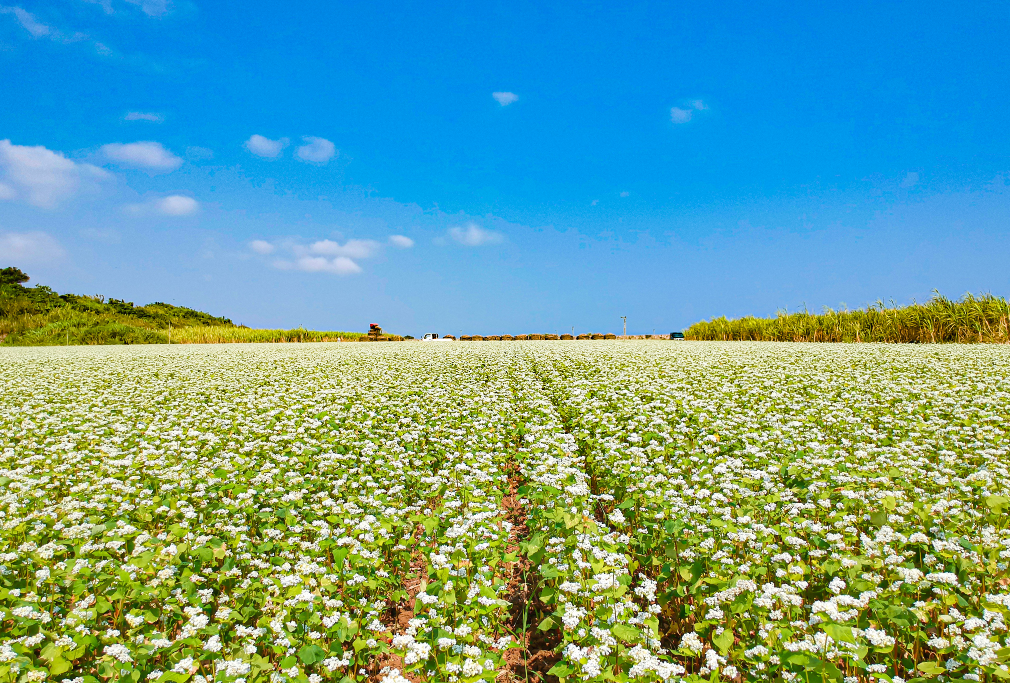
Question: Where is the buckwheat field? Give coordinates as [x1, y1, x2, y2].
[2, 342, 1009, 683]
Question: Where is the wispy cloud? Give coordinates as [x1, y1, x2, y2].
[296, 137, 336, 164]
[102, 141, 182, 172]
[449, 223, 504, 246]
[249, 235, 406, 275]
[124, 111, 163, 123]
[0, 139, 110, 208]
[0, 231, 66, 264]
[81, 0, 114, 15]
[0, 5, 50, 37]
[125, 194, 199, 217]
[670, 99, 707, 124]
[83, 0, 170, 16]
[901, 172, 919, 188]
[245, 134, 288, 159]
[492, 91, 519, 106]
[0, 6, 92, 44]
[124, 0, 170, 17]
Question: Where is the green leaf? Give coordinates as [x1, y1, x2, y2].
[298, 644, 326, 665]
[279, 657, 297, 669]
[916, 662, 947, 677]
[48, 658, 72, 676]
[547, 662, 573, 677]
[537, 616, 555, 631]
[823, 623, 855, 644]
[712, 628, 734, 655]
[611, 624, 640, 643]
[986, 495, 1009, 513]
[786, 652, 810, 666]
[541, 565, 561, 579]
[40, 643, 62, 664]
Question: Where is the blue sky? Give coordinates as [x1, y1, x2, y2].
[1, 0, 1008, 335]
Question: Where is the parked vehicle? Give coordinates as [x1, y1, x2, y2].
[421, 333, 454, 342]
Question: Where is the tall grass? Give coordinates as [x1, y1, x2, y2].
[0, 298, 170, 346]
[686, 292, 1010, 343]
[168, 327, 365, 344]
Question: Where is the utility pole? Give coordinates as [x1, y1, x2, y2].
[621, 316, 627, 338]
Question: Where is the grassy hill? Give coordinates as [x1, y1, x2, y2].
[686, 291, 1010, 343]
[0, 267, 366, 346]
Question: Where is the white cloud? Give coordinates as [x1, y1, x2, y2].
[285, 255, 361, 275]
[449, 223, 504, 247]
[388, 234, 413, 248]
[296, 137, 336, 164]
[0, 139, 110, 208]
[0, 231, 65, 265]
[273, 255, 361, 275]
[124, 111, 163, 123]
[248, 239, 274, 255]
[245, 134, 288, 158]
[302, 238, 379, 259]
[124, 0, 170, 17]
[0, 6, 51, 37]
[619, 191, 630, 198]
[901, 171, 919, 188]
[492, 91, 519, 106]
[253, 236, 386, 276]
[157, 195, 198, 216]
[671, 99, 707, 124]
[102, 141, 182, 172]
